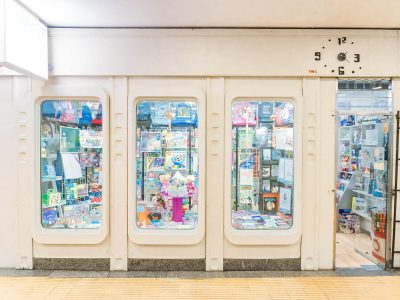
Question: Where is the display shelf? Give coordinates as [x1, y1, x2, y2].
[42, 176, 63, 182]
[353, 190, 386, 201]
[353, 210, 372, 221]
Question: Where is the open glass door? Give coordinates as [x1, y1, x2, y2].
[335, 79, 392, 269]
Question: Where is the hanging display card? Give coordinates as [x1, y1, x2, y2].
[279, 188, 292, 214]
[232, 102, 257, 126]
[275, 128, 287, 150]
[239, 189, 253, 204]
[141, 132, 162, 152]
[262, 180, 271, 192]
[239, 152, 254, 168]
[61, 153, 83, 179]
[79, 129, 102, 148]
[284, 159, 294, 182]
[365, 129, 378, 146]
[165, 151, 187, 170]
[240, 168, 254, 186]
[165, 131, 188, 149]
[285, 128, 294, 151]
[238, 128, 255, 149]
[146, 157, 165, 171]
[262, 148, 271, 161]
[60, 126, 80, 153]
[271, 165, 279, 178]
[151, 102, 170, 126]
[278, 158, 285, 181]
[373, 147, 385, 162]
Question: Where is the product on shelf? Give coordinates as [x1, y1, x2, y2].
[40, 100, 103, 229]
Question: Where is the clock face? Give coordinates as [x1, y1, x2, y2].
[313, 37, 363, 76]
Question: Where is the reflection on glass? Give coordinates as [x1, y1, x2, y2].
[231, 101, 294, 230]
[136, 101, 199, 229]
[40, 100, 103, 229]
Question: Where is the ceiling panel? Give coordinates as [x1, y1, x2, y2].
[19, 0, 400, 28]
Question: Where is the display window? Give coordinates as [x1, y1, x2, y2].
[40, 99, 103, 229]
[135, 100, 199, 230]
[231, 100, 294, 230]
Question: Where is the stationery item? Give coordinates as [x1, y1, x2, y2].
[239, 152, 254, 168]
[271, 149, 281, 161]
[80, 129, 103, 148]
[262, 193, 279, 215]
[262, 166, 271, 178]
[165, 131, 188, 149]
[284, 159, 294, 182]
[238, 128, 255, 149]
[258, 102, 273, 123]
[274, 103, 294, 127]
[279, 188, 292, 214]
[146, 157, 165, 171]
[61, 102, 77, 123]
[141, 132, 162, 152]
[278, 158, 285, 180]
[137, 102, 152, 128]
[92, 103, 102, 126]
[165, 151, 187, 170]
[76, 184, 89, 198]
[271, 164, 279, 178]
[171, 103, 197, 127]
[271, 181, 280, 193]
[79, 105, 92, 126]
[240, 168, 254, 186]
[60, 126, 80, 153]
[42, 189, 62, 207]
[262, 180, 271, 192]
[239, 189, 253, 204]
[79, 152, 100, 168]
[61, 153, 83, 179]
[262, 148, 272, 161]
[232, 102, 257, 126]
[151, 102, 170, 126]
[42, 101, 61, 118]
[42, 208, 58, 226]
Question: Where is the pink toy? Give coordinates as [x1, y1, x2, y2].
[172, 197, 183, 222]
[159, 174, 171, 196]
[187, 175, 195, 196]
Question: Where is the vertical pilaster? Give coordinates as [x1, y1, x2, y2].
[301, 78, 320, 270]
[109, 77, 128, 270]
[206, 77, 225, 271]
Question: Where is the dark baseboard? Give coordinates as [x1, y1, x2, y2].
[33, 258, 110, 271]
[223, 258, 301, 271]
[128, 259, 206, 271]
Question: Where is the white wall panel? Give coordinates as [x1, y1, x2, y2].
[48, 29, 398, 77]
[0, 77, 17, 268]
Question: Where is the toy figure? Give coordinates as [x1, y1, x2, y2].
[186, 175, 196, 196]
[159, 173, 171, 196]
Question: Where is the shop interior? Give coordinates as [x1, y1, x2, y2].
[335, 79, 392, 269]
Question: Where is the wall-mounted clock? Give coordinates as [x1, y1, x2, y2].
[313, 37, 363, 76]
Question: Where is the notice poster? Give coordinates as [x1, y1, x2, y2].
[279, 187, 292, 214]
[284, 159, 294, 182]
[79, 129, 102, 148]
[165, 131, 188, 149]
[165, 151, 187, 170]
[365, 129, 378, 146]
[141, 132, 162, 152]
[146, 157, 165, 171]
[240, 168, 254, 186]
[60, 126, 80, 153]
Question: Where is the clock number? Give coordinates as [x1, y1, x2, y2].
[314, 52, 321, 61]
[338, 37, 347, 45]
[338, 66, 345, 75]
[354, 54, 360, 62]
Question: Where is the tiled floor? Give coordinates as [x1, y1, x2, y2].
[1, 273, 400, 299]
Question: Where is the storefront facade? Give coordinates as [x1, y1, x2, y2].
[1, 29, 400, 271]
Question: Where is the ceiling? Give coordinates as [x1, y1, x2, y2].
[18, 0, 400, 29]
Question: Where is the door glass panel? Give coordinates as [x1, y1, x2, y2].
[231, 100, 294, 230]
[135, 101, 199, 230]
[40, 100, 103, 229]
[336, 79, 391, 268]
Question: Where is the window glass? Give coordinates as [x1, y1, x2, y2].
[136, 101, 199, 229]
[40, 100, 103, 229]
[231, 101, 294, 230]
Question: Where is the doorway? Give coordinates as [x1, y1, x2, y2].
[335, 79, 392, 269]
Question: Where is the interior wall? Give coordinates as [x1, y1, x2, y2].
[0, 77, 17, 268]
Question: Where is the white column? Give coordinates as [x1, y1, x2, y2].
[206, 77, 225, 271]
[109, 77, 128, 271]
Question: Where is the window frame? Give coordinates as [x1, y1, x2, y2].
[33, 87, 109, 245]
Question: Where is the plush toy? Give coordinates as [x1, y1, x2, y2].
[159, 173, 171, 196]
[186, 175, 196, 196]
